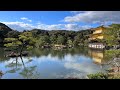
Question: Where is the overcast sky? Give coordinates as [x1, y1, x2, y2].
[0, 11, 120, 31]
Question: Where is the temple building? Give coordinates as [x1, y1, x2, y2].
[89, 26, 105, 40]
[88, 26, 106, 49]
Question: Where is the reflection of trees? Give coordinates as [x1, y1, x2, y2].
[30, 47, 90, 60]
[5, 56, 40, 79]
[0, 71, 3, 79]
[50, 50, 66, 59]
[0, 48, 10, 62]
[5, 57, 22, 73]
[19, 65, 40, 79]
[30, 48, 49, 57]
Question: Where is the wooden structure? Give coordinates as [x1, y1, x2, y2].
[88, 43, 105, 49]
[88, 26, 106, 49]
[89, 26, 105, 41]
[54, 44, 66, 50]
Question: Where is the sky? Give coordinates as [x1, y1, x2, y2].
[0, 11, 120, 31]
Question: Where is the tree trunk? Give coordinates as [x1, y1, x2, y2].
[20, 43, 24, 57]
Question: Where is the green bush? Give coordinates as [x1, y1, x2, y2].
[87, 72, 108, 79]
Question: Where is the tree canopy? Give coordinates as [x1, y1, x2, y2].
[1, 22, 120, 50]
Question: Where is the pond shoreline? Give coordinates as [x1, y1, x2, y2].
[0, 46, 120, 79]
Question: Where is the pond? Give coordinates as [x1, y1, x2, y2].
[0, 47, 110, 79]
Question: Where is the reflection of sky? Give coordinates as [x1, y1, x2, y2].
[29, 54, 105, 78]
[0, 53, 107, 79]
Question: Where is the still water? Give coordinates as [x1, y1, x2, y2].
[0, 47, 110, 79]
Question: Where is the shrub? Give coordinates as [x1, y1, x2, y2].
[87, 72, 108, 79]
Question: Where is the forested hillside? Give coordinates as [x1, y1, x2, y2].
[1, 22, 120, 49]
[0, 23, 93, 48]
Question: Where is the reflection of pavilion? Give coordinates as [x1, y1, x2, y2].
[88, 49, 104, 65]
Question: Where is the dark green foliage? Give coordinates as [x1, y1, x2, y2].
[103, 24, 120, 46]
[35, 35, 50, 48]
[1, 22, 120, 49]
[0, 22, 93, 48]
[29, 28, 92, 48]
[87, 71, 120, 79]
[0, 23, 13, 43]
[50, 35, 57, 44]
[57, 35, 65, 45]
[4, 31, 36, 55]
[87, 72, 108, 79]
[104, 50, 120, 60]
[7, 30, 20, 38]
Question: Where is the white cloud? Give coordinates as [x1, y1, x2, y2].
[2, 21, 35, 31]
[64, 11, 120, 25]
[2, 21, 64, 31]
[2, 11, 120, 31]
[36, 23, 63, 30]
[2, 21, 92, 31]
[21, 17, 28, 20]
[65, 24, 92, 30]
[64, 60, 102, 76]
[80, 25, 93, 30]
[21, 17, 32, 22]
[36, 23, 92, 31]
[28, 20, 32, 22]
[70, 11, 86, 14]
[65, 24, 79, 30]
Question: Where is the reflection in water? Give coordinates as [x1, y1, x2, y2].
[88, 49, 111, 70]
[30, 47, 90, 59]
[0, 48, 10, 62]
[0, 71, 3, 79]
[0, 47, 111, 79]
[1, 56, 40, 79]
[88, 49, 104, 64]
[19, 65, 40, 79]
